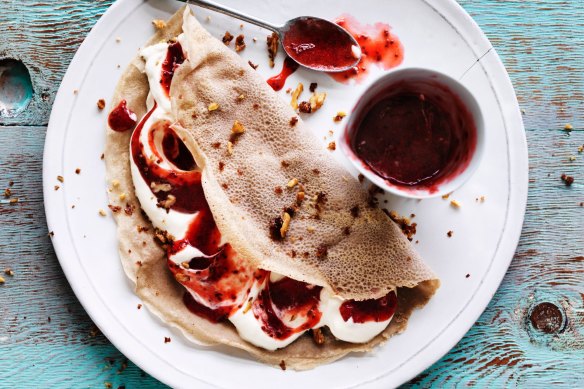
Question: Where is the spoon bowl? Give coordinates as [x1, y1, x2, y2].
[184, 0, 361, 72]
[279, 16, 361, 72]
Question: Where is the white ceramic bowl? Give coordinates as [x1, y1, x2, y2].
[339, 67, 485, 199]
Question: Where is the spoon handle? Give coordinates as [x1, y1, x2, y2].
[185, 0, 281, 33]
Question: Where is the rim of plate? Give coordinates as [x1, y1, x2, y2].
[43, 0, 528, 387]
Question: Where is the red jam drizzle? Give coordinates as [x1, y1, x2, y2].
[267, 57, 299, 91]
[108, 99, 137, 132]
[349, 79, 477, 191]
[330, 14, 404, 83]
[340, 291, 397, 323]
[160, 41, 185, 96]
[130, 43, 260, 323]
[252, 277, 322, 340]
[282, 18, 358, 71]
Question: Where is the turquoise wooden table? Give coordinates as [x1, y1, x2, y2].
[1, 0, 582, 387]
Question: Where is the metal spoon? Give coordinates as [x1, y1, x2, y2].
[181, 0, 361, 72]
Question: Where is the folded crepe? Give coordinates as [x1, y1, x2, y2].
[105, 7, 439, 370]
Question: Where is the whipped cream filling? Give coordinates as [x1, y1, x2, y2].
[129, 37, 395, 351]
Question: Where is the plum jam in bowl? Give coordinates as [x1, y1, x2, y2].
[340, 68, 485, 199]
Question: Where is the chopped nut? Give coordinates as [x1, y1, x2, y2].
[312, 328, 325, 345]
[105, 383, 112, 389]
[222, 31, 234, 45]
[287, 178, 299, 188]
[235, 34, 246, 52]
[450, 199, 462, 208]
[98, 209, 107, 217]
[309, 82, 318, 93]
[164, 337, 172, 343]
[137, 304, 142, 309]
[316, 244, 328, 259]
[9, 198, 18, 204]
[578, 145, 583, 153]
[4, 268, 13, 276]
[119, 193, 127, 201]
[208, 102, 220, 111]
[227, 141, 234, 155]
[243, 299, 253, 314]
[569, 156, 576, 161]
[52, 185, 59, 191]
[152, 19, 166, 29]
[291, 83, 304, 110]
[175, 273, 190, 283]
[0, 276, 5, 284]
[564, 123, 573, 132]
[561, 174, 574, 186]
[4, 188, 11, 197]
[280, 212, 291, 238]
[298, 101, 312, 113]
[279, 360, 286, 371]
[309, 92, 327, 112]
[97, 99, 106, 110]
[267, 32, 279, 68]
[158, 194, 177, 209]
[274, 186, 283, 194]
[108, 205, 121, 213]
[358, 174, 365, 183]
[181, 261, 190, 269]
[269, 216, 284, 240]
[124, 203, 135, 216]
[289, 116, 298, 126]
[57, 175, 64, 183]
[307, 226, 315, 233]
[334, 111, 347, 122]
[75, 168, 81, 174]
[447, 230, 453, 237]
[296, 191, 305, 204]
[231, 120, 245, 134]
[150, 182, 172, 193]
[386, 209, 417, 241]
[442, 193, 450, 199]
[327, 141, 336, 151]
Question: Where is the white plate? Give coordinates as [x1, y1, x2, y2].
[43, 0, 527, 387]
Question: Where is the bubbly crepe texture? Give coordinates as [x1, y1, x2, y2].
[105, 7, 439, 369]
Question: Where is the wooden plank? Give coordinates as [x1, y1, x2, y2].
[0, 126, 162, 387]
[0, 0, 582, 387]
